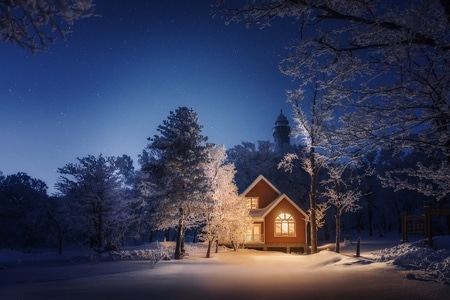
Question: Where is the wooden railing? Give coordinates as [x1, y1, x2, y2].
[401, 201, 450, 246]
[245, 234, 265, 243]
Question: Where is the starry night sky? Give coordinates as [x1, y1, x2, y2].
[0, 0, 299, 193]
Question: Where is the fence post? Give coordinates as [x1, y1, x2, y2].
[356, 237, 361, 257]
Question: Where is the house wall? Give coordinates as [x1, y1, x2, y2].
[245, 180, 279, 208]
[264, 198, 307, 244]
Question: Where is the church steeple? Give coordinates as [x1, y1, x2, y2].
[272, 110, 291, 152]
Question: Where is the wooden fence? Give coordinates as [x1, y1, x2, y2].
[401, 201, 450, 246]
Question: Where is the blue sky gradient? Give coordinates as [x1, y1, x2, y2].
[0, 0, 299, 193]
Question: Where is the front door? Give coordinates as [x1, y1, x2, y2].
[246, 224, 263, 243]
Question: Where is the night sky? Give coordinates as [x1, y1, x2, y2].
[1, 0, 299, 193]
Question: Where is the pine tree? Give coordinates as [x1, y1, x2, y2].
[143, 107, 209, 259]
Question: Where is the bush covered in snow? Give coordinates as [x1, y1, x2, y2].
[372, 236, 450, 285]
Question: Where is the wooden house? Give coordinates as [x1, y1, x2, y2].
[242, 175, 309, 253]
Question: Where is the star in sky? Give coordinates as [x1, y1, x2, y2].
[0, 0, 299, 193]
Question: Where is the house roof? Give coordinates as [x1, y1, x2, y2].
[241, 174, 281, 197]
[243, 174, 309, 223]
[250, 193, 309, 221]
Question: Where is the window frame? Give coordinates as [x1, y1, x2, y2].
[274, 212, 296, 237]
[246, 197, 259, 209]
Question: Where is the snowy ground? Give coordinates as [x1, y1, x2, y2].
[0, 232, 449, 300]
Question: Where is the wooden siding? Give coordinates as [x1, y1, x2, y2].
[264, 197, 307, 244]
[244, 180, 279, 208]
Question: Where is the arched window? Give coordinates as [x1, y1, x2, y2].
[275, 213, 295, 237]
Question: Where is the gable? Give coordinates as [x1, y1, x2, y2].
[243, 175, 280, 208]
[263, 195, 308, 244]
[265, 195, 308, 220]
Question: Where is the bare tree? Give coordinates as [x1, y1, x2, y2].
[217, 0, 449, 203]
[277, 80, 336, 254]
[1, 0, 95, 52]
[321, 163, 361, 253]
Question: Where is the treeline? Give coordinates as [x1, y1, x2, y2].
[228, 141, 445, 240]
[0, 107, 250, 256]
[0, 108, 445, 253]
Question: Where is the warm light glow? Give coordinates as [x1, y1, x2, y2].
[246, 224, 264, 243]
[275, 213, 295, 236]
[246, 197, 259, 209]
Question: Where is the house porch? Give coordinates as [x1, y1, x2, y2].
[244, 242, 308, 254]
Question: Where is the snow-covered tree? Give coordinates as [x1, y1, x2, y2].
[113, 154, 151, 245]
[313, 202, 329, 232]
[0, 0, 95, 52]
[56, 154, 132, 250]
[200, 145, 225, 258]
[142, 107, 209, 259]
[218, 0, 450, 204]
[200, 145, 250, 257]
[278, 83, 335, 254]
[382, 148, 449, 203]
[321, 163, 361, 253]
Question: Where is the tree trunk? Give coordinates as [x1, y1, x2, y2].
[309, 147, 318, 254]
[231, 240, 237, 251]
[324, 222, 330, 241]
[174, 218, 184, 259]
[94, 204, 103, 249]
[148, 230, 154, 243]
[206, 240, 212, 258]
[335, 210, 341, 253]
[192, 228, 197, 243]
[356, 237, 361, 257]
[164, 229, 169, 242]
[368, 194, 374, 237]
[181, 229, 186, 255]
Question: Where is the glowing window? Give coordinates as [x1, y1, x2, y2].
[275, 213, 295, 237]
[246, 197, 259, 209]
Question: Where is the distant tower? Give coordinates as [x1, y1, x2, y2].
[273, 110, 291, 152]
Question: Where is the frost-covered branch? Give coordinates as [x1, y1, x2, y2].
[382, 160, 449, 201]
[277, 152, 299, 174]
[312, 202, 329, 229]
[0, 0, 96, 52]
[218, 0, 450, 204]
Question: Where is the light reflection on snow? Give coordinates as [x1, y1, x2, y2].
[0, 233, 449, 299]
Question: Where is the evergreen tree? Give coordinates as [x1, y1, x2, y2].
[142, 107, 209, 259]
